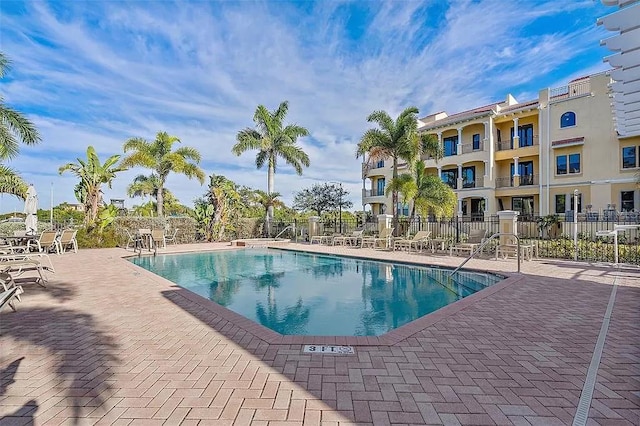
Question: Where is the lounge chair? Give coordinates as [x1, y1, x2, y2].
[332, 230, 364, 247]
[449, 229, 487, 257]
[27, 230, 60, 255]
[0, 272, 23, 303]
[0, 287, 20, 312]
[58, 229, 78, 253]
[393, 230, 431, 252]
[361, 228, 395, 250]
[0, 253, 54, 286]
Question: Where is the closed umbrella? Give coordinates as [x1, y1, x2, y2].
[24, 184, 38, 235]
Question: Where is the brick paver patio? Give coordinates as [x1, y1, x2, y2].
[1, 243, 638, 425]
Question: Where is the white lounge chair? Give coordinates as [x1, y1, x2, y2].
[57, 229, 78, 253]
[449, 229, 487, 257]
[394, 230, 431, 252]
[361, 228, 395, 250]
[27, 230, 60, 255]
[0, 286, 21, 312]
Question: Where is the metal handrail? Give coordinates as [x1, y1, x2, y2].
[274, 224, 295, 239]
[450, 232, 521, 276]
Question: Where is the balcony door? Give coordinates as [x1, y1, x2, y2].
[510, 161, 534, 186]
[376, 178, 385, 196]
[510, 124, 534, 148]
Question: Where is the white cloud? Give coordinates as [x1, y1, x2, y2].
[0, 0, 611, 212]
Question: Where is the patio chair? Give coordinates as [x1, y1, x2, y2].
[333, 230, 364, 247]
[0, 272, 23, 303]
[0, 258, 50, 287]
[164, 228, 178, 245]
[393, 230, 431, 252]
[26, 230, 60, 255]
[361, 228, 395, 250]
[57, 229, 78, 253]
[0, 286, 20, 312]
[151, 229, 166, 250]
[449, 228, 487, 257]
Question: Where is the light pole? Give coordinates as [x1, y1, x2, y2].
[330, 181, 343, 233]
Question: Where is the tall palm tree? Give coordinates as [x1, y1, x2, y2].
[121, 131, 205, 217]
[232, 101, 310, 220]
[356, 107, 441, 234]
[0, 52, 41, 198]
[58, 146, 126, 223]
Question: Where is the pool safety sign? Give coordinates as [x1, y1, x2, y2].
[303, 345, 355, 355]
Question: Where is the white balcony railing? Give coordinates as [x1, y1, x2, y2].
[549, 79, 591, 103]
[496, 135, 539, 151]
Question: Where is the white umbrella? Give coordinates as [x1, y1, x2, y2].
[24, 184, 38, 234]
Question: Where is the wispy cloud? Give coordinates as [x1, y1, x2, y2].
[0, 0, 611, 210]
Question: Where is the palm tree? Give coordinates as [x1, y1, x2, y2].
[0, 52, 41, 198]
[356, 107, 441, 235]
[59, 146, 126, 223]
[232, 101, 310, 220]
[121, 131, 205, 217]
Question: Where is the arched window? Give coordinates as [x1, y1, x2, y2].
[561, 111, 576, 128]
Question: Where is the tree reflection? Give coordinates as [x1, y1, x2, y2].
[256, 298, 310, 335]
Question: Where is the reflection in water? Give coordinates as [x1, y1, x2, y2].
[256, 298, 310, 334]
[131, 249, 502, 336]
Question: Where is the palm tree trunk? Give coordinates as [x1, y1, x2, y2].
[267, 161, 275, 222]
[392, 156, 398, 236]
[157, 185, 164, 217]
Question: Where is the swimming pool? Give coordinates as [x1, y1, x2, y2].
[130, 249, 503, 336]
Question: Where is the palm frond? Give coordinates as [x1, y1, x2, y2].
[0, 164, 27, 198]
[0, 103, 41, 151]
[232, 128, 263, 155]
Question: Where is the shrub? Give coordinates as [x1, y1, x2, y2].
[76, 226, 119, 248]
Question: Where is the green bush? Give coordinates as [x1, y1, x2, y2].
[76, 226, 119, 248]
[112, 216, 198, 247]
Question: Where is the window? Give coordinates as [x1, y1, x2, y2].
[510, 124, 534, 148]
[569, 153, 581, 173]
[376, 178, 385, 196]
[375, 160, 384, 168]
[561, 112, 576, 128]
[462, 166, 476, 188]
[555, 194, 566, 214]
[512, 196, 534, 218]
[511, 161, 534, 185]
[621, 191, 635, 212]
[396, 203, 409, 217]
[556, 153, 580, 175]
[443, 136, 457, 156]
[622, 146, 637, 169]
[472, 133, 481, 150]
[441, 169, 458, 189]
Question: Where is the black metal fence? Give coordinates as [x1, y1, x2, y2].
[271, 215, 640, 266]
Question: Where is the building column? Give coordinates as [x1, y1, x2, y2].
[457, 127, 463, 155]
[512, 117, 520, 147]
[513, 157, 520, 187]
[457, 197, 463, 218]
[483, 121, 490, 142]
[437, 165, 442, 180]
[483, 197, 489, 218]
[437, 132, 443, 154]
[457, 164, 463, 190]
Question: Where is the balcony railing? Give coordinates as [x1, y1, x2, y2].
[496, 135, 539, 151]
[362, 188, 386, 198]
[549, 79, 591, 102]
[495, 174, 538, 188]
[461, 141, 484, 154]
[462, 176, 484, 189]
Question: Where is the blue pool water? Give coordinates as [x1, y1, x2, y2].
[130, 249, 503, 336]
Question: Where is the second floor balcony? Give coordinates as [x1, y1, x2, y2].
[495, 174, 540, 188]
[496, 135, 539, 151]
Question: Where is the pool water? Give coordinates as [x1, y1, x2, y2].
[130, 249, 503, 336]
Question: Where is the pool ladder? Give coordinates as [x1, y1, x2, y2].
[274, 224, 295, 240]
[450, 232, 521, 276]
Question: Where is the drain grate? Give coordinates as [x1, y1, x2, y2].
[572, 275, 618, 426]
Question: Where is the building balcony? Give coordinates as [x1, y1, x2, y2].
[495, 174, 539, 188]
[362, 188, 387, 204]
[549, 78, 591, 103]
[461, 140, 484, 154]
[495, 135, 539, 151]
[362, 162, 387, 178]
[461, 176, 485, 189]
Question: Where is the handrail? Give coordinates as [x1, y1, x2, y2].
[274, 224, 295, 239]
[450, 232, 521, 276]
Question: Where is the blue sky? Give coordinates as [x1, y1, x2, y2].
[0, 0, 613, 213]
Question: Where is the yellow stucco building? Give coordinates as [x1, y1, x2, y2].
[361, 72, 640, 220]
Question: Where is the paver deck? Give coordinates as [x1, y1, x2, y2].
[1, 242, 639, 425]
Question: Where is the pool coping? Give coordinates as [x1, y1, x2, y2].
[123, 246, 525, 346]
